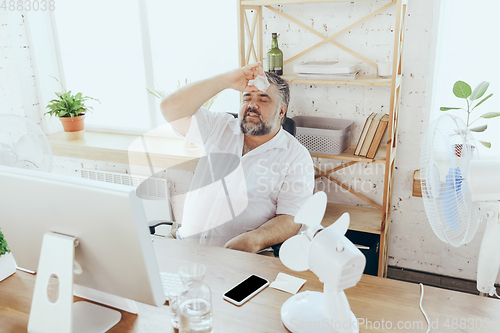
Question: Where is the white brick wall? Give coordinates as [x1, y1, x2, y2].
[1, 2, 491, 283]
[0, 12, 41, 124]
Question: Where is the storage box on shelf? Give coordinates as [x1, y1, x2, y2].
[237, 0, 407, 276]
[293, 116, 353, 155]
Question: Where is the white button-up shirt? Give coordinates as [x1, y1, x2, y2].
[177, 107, 314, 247]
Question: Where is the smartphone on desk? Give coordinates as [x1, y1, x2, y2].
[223, 275, 269, 306]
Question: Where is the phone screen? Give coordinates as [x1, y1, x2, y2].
[224, 275, 268, 303]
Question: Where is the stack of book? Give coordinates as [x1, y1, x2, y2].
[354, 112, 389, 159]
[293, 61, 360, 80]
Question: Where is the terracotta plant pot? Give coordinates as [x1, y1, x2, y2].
[60, 114, 85, 132]
[454, 143, 475, 157]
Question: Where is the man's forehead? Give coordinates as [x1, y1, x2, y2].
[244, 84, 278, 99]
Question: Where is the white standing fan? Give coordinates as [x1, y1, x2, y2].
[0, 114, 53, 172]
[420, 114, 500, 296]
[279, 192, 366, 333]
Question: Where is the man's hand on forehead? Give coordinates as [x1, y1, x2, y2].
[227, 61, 266, 93]
[248, 75, 270, 92]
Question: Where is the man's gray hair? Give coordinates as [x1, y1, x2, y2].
[265, 72, 290, 125]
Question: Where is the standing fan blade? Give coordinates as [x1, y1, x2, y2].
[440, 167, 463, 233]
[294, 191, 327, 228]
[420, 115, 480, 247]
[279, 234, 311, 272]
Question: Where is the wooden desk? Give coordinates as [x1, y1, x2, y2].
[2, 238, 499, 332]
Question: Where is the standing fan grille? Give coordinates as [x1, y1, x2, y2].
[420, 115, 480, 247]
[0, 115, 53, 172]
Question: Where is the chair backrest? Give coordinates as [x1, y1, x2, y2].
[228, 112, 296, 137]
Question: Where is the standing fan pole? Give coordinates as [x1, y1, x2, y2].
[477, 203, 500, 297]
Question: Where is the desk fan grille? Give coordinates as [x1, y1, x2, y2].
[420, 115, 480, 247]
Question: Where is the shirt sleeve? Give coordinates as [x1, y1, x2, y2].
[182, 107, 233, 147]
[275, 147, 315, 216]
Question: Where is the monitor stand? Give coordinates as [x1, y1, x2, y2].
[28, 232, 121, 333]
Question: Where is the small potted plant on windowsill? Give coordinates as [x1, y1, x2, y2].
[45, 78, 100, 140]
[440, 80, 499, 151]
[0, 228, 16, 282]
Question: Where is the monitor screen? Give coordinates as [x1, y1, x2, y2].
[0, 165, 165, 308]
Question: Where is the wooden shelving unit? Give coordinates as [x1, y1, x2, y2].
[281, 74, 395, 87]
[322, 203, 383, 235]
[311, 144, 387, 164]
[237, 0, 408, 277]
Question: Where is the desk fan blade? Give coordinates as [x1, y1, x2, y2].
[294, 191, 327, 228]
[326, 212, 350, 236]
[279, 234, 310, 271]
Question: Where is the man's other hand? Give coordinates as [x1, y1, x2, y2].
[223, 231, 260, 253]
[223, 215, 300, 254]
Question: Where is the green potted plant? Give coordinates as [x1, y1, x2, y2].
[0, 228, 16, 282]
[440, 80, 499, 148]
[45, 78, 100, 139]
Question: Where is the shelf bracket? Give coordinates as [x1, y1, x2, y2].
[244, 10, 259, 63]
[314, 164, 383, 211]
[263, 1, 396, 68]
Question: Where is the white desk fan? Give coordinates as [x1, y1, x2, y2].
[0, 114, 53, 172]
[279, 192, 366, 333]
[420, 114, 500, 296]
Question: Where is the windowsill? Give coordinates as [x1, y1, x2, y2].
[47, 131, 202, 172]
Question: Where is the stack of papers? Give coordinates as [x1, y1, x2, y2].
[294, 61, 360, 80]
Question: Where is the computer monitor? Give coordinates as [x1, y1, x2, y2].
[0, 165, 165, 332]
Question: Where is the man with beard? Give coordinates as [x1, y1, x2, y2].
[161, 62, 314, 253]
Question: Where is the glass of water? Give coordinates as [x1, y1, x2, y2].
[178, 263, 213, 333]
[167, 291, 181, 329]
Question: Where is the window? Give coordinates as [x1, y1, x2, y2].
[50, 0, 238, 134]
[429, 0, 500, 158]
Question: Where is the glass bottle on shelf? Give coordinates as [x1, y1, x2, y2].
[178, 263, 213, 333]
[267, 33, 283, 75]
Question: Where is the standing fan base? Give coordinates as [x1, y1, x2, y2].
[281, 291, 359, 333]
